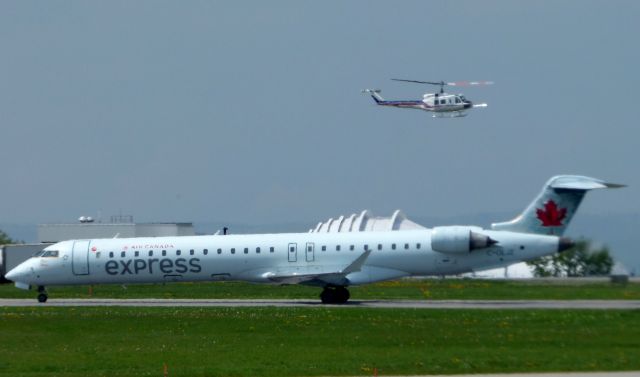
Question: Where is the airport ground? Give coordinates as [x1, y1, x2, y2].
[1, 278, 640, 301]
[0, 307, 639, 377]
[0, 279, 639, 376]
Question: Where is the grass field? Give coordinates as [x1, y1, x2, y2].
[1, 279, 640, 300]
[0, 307, 638, 377]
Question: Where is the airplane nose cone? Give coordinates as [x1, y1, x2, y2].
[558, 237, 575, 252]
[5, 268, 19, 282]
[5, 264, 30, 282]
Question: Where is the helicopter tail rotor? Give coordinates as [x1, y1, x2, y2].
[361, 89, 385, 103]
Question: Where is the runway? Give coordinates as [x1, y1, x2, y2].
[2, 298, 640, 309]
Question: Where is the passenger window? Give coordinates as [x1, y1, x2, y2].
[162, 250, 167, 256]
[290, 246, 295, 252]
[364, 245, 369, 251]
[270, 247, 274, 253]
[244, 248, 248, 254]
[256, 247, 260, 254]
[109, 252, 114, 258]
[404, 243, 409, 250]
[148, 250, 153, 257]
[336, 245, 341, 251]
[307, 246, 312, 252]
[392, 244, 396, 250]
[377, 244, 382, 250]
[96, 252, 101, 258]
[217, 248, 222, 254]
[203, 249, 208, 255]
[135, 251, 139, 257]
[121, 251, 126, 258]
[321, 245, 326, 251]
[190, 249, 194, 255]
[176, 250, 181, 256]
[349, 245, 354, 251]
[416, 243, 421, 249]
[231, 248, 236, 254]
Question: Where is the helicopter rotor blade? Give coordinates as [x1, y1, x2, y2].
[391, 79, 445, 86]
[446, 81, 494, 87]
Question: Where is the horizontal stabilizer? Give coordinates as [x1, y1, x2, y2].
[549, 176, 626, 190]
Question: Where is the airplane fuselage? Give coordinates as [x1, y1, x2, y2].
[13, 229, 562, 288]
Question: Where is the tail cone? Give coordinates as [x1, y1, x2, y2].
[558, 237, 575, 252]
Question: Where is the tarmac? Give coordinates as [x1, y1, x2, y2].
[2, 298, 640, 309]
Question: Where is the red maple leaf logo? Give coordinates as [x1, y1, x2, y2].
[536, 200, 567, 227]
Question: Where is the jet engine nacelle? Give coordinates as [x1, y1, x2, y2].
[431, 226, 497, 254]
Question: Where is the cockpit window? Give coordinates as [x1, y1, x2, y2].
[41, 250, 59, 258]
[32, 250, 46, 257]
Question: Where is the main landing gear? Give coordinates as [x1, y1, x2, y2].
[37, 286, 48, 303]
[320, 286, 350, 304]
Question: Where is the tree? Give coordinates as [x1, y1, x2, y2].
[0, 230, 13, 245]
[527, 239, 614, 277]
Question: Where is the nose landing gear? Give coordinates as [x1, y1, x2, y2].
[320, 286, 350, 304]
[37, 286, 48, 303]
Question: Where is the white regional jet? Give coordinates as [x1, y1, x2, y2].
[6, 175, 623, 304]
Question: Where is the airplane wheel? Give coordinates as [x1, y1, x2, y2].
[335, 287, 350, 304]
[320, 288, 335, 304]
[320, 287, 350, 304]
[37, 293, 48, 303]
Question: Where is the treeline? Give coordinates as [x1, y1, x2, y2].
[527, 239, 614, 277]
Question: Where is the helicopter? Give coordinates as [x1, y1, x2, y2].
[362, 79, 493, 118]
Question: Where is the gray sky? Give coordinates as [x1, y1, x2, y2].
[1, 1, 638, 226]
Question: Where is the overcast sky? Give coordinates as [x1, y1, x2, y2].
[1, 1, 638, 226]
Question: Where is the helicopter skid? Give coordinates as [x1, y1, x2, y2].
[432, 111, 467, 118]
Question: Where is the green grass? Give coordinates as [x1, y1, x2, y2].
[0, 307, 638, 376]
[1, 279, 640, 300]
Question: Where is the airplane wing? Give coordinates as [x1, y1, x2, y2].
[262, 250, 372, 285]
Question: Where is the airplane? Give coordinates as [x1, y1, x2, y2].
[5, 175, 623, 304]
[362, 79, 493, 118]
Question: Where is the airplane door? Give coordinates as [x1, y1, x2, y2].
[288, 243, 297, 262]
[305, 242, 315, 262]
[72, 240, 90, 275]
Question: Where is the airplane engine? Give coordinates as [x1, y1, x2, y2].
[431, 226, 497, 254]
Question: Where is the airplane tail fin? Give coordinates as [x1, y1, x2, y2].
[361, 89, 384, 104]
[491, 175, 624, 236]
